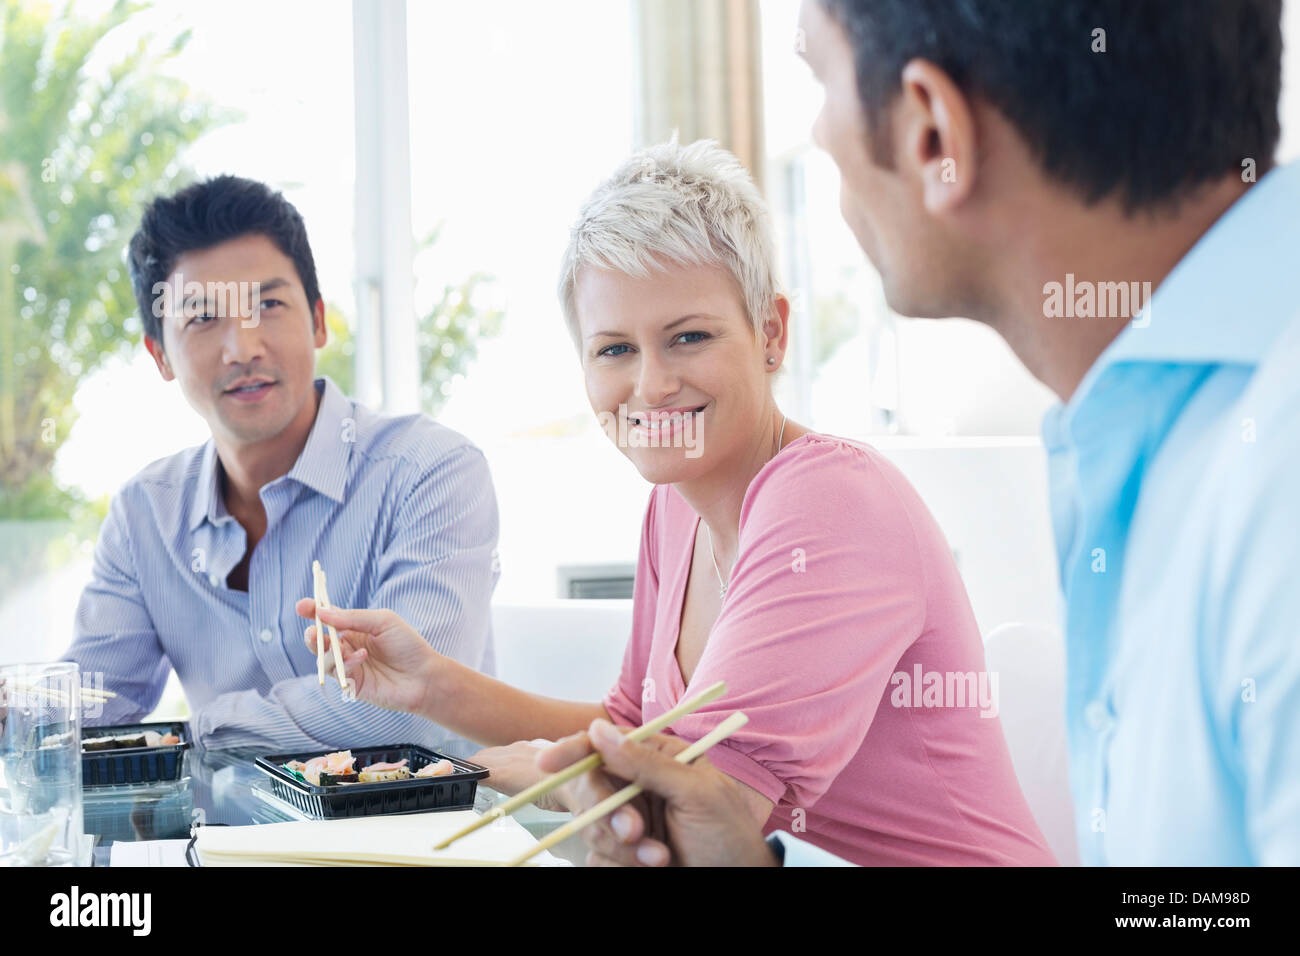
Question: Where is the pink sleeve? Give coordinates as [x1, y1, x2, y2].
[671, 439, 928, 809]
[601, 488, 663, 727]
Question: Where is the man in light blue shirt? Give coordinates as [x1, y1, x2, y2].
[62, 176, 498, 752]
[537, 0, 1298, 866]
[1043, 164, 1300, 864]
[783, 0, 1298, 867]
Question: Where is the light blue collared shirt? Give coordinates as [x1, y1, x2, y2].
[62, 376, 499, 753]
[1043, 163, 1300, 865]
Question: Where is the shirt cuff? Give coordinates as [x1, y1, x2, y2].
[767, 831, 856, 867]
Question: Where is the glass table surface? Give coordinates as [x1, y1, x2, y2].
[83, 745, 587, 866]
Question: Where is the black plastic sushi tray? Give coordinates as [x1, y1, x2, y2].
[81, 721, 192, 787]
[255, 743, 489, 819]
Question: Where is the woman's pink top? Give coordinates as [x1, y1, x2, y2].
[603, 433, 1056, 865]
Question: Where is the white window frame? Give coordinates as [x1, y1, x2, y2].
[351, 0, 419, 413]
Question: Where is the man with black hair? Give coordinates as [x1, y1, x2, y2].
[61, 175, 499, 753]
[542, 0, 1299, 866]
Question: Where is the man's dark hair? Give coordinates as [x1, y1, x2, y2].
[819, 0, 1283, 210]
[127, 175, 322, 345]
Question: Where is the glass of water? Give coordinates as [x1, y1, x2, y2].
[0, 661, 85, 866]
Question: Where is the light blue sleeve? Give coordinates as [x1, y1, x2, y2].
[61, 488, 171, 726]
[367, 445, 499, 681]
[767, 831, 857, 867]
[194, 444, 500, 753]
[1209, 366, 1300, 865]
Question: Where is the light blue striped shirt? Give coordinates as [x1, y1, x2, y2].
[62, 376, 499, 754]
[1043, 162, 1300, 865]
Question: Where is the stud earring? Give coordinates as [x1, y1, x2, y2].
[767, 357, 776, 365]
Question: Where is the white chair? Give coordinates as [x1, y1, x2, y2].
[490, 601, 1081, 865]
[490, 600, 632, 702]
[983, 621, 1080, 866]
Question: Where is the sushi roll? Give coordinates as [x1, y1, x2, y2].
[320, 771, 360, 785]
[296, 750, 356, 785]
[357, 767, 411, 783]
[413, 759, 456, 778]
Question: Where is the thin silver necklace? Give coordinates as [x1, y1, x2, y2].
[707, 414, 787, 598]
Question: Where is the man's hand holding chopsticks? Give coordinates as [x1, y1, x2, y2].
[295, 599, 439, 716]
[535, 718, 779, 867]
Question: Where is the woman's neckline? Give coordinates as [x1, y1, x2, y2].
[664, 430, 822, 689]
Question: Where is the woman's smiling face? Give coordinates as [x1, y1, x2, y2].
[574, 258, 774, 485]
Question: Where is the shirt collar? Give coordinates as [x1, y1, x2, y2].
[189, 377, 352, 532]
[1045, 161, 1300, 439]
[189, 441, 234, 532]
[1102, 161, 1299, 368]
[286, 377, 353, 504]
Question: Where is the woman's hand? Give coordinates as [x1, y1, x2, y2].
[295, 599, 440, 717]
[468, 739, 568, 812]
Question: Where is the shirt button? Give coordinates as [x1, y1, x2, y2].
[207, 573, 220, 587]
[259, 628, 274, 644]
[1085, 700, 1111, 732]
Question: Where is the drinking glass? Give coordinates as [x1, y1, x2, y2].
[0, 661, 85, 866]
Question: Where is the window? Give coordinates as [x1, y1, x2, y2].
[5, 0, 1300, 656]
[405, 0, 646, 601]
[1, 0, 354, 662]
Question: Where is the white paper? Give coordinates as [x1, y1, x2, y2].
[195, 809, 568, 866]
[109, 839, 192, 867]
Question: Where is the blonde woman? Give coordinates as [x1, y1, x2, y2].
[298, 141, 1054, 866]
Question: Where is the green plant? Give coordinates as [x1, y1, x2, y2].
[0, 0, 219, 519]
[317, 227, 505, 417]
[314, 303, 355, 396]
[414, 226, 504, 416]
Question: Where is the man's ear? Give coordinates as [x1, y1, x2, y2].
[897, 58, 978, 214]
[144, 334, 175, 382]
[312, 299, 327, 348]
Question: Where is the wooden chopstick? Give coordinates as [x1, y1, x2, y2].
[312, 561, 348, 690]
[312, 561, 327, 686]
[433, 680, 728, 850]
[5, 681, 117, 704]
[505, 710, 749, 866]
[319, 570, 349, 691]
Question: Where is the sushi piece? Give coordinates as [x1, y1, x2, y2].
[320, 770, 360, 785]
[355, 756, 413, 782]
[413, 759, 455, 778]
[295, 750, 356, 785]
[82, 729, 182, 752]
[358, 767, 411, 783]
[360, 758, 408, 773]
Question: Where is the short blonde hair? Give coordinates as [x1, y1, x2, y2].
[558, 139, 781, 345]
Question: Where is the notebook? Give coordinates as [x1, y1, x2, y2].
[194, 809, 566, 866]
